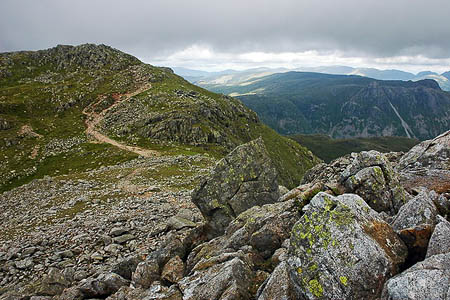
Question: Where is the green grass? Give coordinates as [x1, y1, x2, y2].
[290, 134, 419, 162]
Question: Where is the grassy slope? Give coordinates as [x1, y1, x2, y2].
[290, 134, 419, 163]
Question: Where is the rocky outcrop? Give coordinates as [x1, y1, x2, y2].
[285, 192, 407, 300]
[301, 150, 410, 214]
[397, 130, 450, 193]
[191, 138, 280, 237]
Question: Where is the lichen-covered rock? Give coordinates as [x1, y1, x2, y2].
[426, 215, 450, 258]
[341, 151, 410, 214]
[301, 151, 410, 214]
[178, 257, 253, 300]
[288, 192, 407, 299]
[397, 130, 450, 193]
[192, 137, 280, 237]
[77, 273, 129, 298]
[392, 189, 439, 261]
[381, 253, 450, 300]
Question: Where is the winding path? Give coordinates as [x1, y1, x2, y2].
[82, 84, 158, 157]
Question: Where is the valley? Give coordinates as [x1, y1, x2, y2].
[197, 71, 450, 140]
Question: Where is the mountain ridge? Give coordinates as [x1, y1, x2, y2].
[174, 66, 450, 91]
[197, 71, 450, 140]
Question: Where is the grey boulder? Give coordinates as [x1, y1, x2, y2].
[191, 137, 280, 238]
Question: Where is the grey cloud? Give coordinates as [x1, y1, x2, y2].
[1, 0, 450, 60]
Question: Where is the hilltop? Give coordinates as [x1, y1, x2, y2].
[0, 44, 319, 192]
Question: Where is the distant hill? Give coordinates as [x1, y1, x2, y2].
[0, 45, 319, 191]
[179, 66, 450, 91]
[290, 134, 419, 162]
[199, 71, 450, 140]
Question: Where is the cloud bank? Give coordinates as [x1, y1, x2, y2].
[1, 0, 449, 72]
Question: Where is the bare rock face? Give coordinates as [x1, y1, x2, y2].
[381, 253, 450, 300]
[286, 192, 407, 300]
[397, 130, 450, 193]
[301, 150, 410, 214]
[191, 137, 280, 238]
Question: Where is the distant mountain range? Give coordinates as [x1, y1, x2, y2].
[189, 71, 450, 140]
[173, 66, 450, 91]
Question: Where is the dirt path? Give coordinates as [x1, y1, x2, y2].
[82, 84, 158, 157]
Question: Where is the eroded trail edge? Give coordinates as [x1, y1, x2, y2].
[82, 84, 158, 157]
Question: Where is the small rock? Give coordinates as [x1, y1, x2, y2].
[161, 256, 185, 283]
[132, 260, 160, 289]
[15, 258, 34, 270]
[111, 255, 142, 280]
[110, 227, 129, 237]
[112, 234, 135, 244]
[167, 216, 197, 230]
[57, 250, 74, 259]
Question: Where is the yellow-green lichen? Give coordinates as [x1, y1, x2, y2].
[308, 279, 324, 297]
[339, 276, 348, 286]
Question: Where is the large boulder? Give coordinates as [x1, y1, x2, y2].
[381, 253, 450, 300]
[302, 151, 410, 214]
[392, 189, 439, 262]
[191, 137, 280, 237]
[286, 192, 407, 299]
[397, 130, 450, 193]
[256, 261, 303, 300]
[178, 257, 254, 300]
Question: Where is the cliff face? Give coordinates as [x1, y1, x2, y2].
[203, 72, 450, 140]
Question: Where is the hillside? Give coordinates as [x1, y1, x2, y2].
[200, 71, 450, 140]
[290, 134, 419, 162]
[0, 44, 318, 193]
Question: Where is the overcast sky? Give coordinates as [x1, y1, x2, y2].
[1, 0, 450, 73]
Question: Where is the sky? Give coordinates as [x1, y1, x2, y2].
[1, 0, 450, 73]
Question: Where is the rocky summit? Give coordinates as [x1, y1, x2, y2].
[0, 44, 449, 300]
